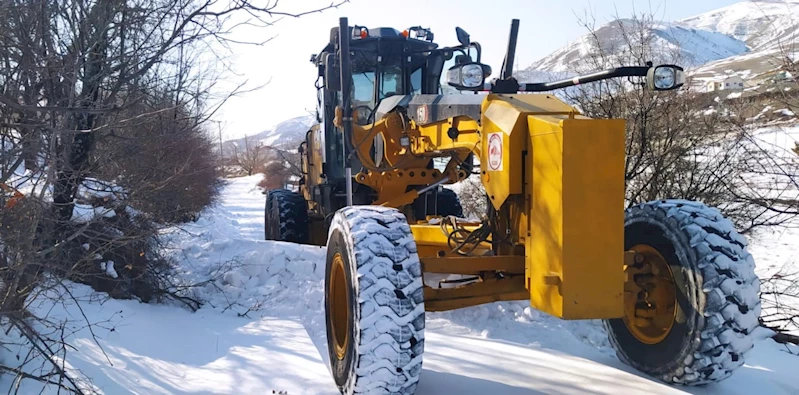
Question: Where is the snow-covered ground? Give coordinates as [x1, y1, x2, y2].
[3, 174, 797, 395]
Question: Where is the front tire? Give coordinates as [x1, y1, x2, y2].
[604, 199, 761, 385]
[324, 206, 425, 394]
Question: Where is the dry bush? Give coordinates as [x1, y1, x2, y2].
[560, 11, 799, 234]
[0, 0, 347, 391]
[226, 135, 269, 177]
[258, 161, 290, 190]
[759, 265, 799, 344]
[563, 9, 799, 340]
[257, 143, 302, 191]
[456, 177, 488, 219]
[92, 96, 224, 224]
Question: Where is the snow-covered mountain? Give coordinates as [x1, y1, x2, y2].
[680, 0, 799, 51]
[526, 18, 749, 74]
[681, 0, 799, 83]
[522, 1, 799, 84]
[223, 115, 315, 152]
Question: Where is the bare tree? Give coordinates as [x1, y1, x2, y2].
[0, 0, 347, 390]
[558, 10, 799, 234]
[561, 8, 799, 343]
[454, 177, 487, 220]
[257, 145, 301, 190]
[751, 7, 799, 344]
[226, 134, 269, 176]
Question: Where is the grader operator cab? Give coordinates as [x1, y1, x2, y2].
[264, 17, 761, 395]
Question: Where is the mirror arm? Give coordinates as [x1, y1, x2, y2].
[472, 42, 482, 63]
[515, 66, 651, 92]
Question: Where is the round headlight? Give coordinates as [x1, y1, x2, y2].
[460, 64, 484, 88]
[654, 67, 676, 90]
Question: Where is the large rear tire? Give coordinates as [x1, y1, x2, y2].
[324, 206, 425, 395]
[604, 199, 761, 385]
[264, 189, 309, 243]
[414, 187, 464, 220]
[432, 188, 463, 218]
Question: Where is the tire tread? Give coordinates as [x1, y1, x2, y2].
[329, 206, 424, 395]
[605, 199, 760, 385]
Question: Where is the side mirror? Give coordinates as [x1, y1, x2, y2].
[324, 53, 341, 91]
[447, 62, 492, 91]
[647, 65, 685, 91]
[455, 27, 470, 47]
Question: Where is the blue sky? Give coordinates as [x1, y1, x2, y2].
[214, 0, 740, 140]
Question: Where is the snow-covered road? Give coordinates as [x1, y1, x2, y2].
[9, 175, 798, 395]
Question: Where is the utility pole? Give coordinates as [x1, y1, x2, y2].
[217, 121, 223, 159]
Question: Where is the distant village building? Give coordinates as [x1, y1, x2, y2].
[772, 70, 793, 83]
[706, 76, 745, 92]
[754, 68, 795, 86]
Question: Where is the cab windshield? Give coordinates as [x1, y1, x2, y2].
[350, 52, 423, 123]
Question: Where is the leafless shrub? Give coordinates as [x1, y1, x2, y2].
[0, 0, 347, 391]
[455, 177, 488, 220]
[561, 10, 799, 235]
[541, 8, 799, 340]
[92, 94, 224, 224]
[258, 144, 302, 191]
[226, 135, 270, 177]
[759, 264, 799, 345]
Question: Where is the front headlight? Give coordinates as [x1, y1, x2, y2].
[647, 65, 685, 91]
[446, 62, 489, 91]
[654, 67, 675, 89]
[460, 64, 484, 88]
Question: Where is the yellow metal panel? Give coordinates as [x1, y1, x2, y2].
[424, 291, 529, 312]
[421, 256, 525, 275]
[480, 99, 524, 209]
[480, 94, 583, 210]
[527, 115, 626, 320]
[416, 117, 482, 157]
[423, 276, 528, 312]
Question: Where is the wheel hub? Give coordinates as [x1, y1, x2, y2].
[622, 244, 677, 344]
[329, 252, 350, 360]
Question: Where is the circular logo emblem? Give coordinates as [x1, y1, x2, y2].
[488, 133, 503, 171]
[416, 105, 429, 124]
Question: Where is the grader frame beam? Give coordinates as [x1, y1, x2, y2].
[419, 252, 638, 312]
[421, 255, 527, 312]
[421, 255, 525, 275]
[423, 277, 528, 312]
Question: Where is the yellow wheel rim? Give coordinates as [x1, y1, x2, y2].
[622, 244, 677, 345]
[330, 252, 350, 360]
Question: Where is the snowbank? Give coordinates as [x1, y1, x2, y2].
[3, 174, 796, 394]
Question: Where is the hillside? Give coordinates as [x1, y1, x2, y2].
[522, 1, 799, 86]
[683, 0, 799, 85]
[222, 115, 315, 153]
[680, 0, 799, 50]
[527, 18, 749, 74]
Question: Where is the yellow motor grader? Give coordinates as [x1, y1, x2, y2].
[263, 17, 761, 395]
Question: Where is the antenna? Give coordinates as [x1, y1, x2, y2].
[500, 19, 520, 80]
